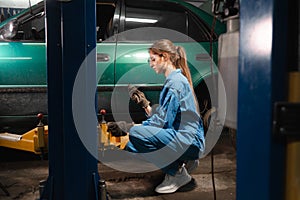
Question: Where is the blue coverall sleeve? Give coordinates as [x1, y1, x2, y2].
[142, 88, 180, 129]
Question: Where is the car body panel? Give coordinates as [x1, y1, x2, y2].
[0, 42, 46, 86]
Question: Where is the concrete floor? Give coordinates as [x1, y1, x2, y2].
[0, 131, 236, 200]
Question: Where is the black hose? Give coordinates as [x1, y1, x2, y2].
[211, 148, 217, 200]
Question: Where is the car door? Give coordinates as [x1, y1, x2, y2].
[0, 5, 46, 87]
[113, 0, 200, 118]
[0, 3, 47, 121]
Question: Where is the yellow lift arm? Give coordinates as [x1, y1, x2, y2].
[0, 114, 48, 155]
[0, 111, 129, 155]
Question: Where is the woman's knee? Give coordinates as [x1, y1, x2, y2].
[129, 126, 141, 138]
[129, 125, 155, 139]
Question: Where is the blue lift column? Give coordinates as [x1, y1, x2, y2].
[237, 0, 288, 200]
[42, 0, 99, 199]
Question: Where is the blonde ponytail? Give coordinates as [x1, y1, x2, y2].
[149, 39, 200, 114]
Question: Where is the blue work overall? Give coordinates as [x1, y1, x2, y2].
[126, 69, 205, 175]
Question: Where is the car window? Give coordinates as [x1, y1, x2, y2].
[188, 12, 212, 42]
[115, 0, 215, 42]
[10, 5, 45, 41]
[15, 12, 45, 41]
[118, 0, 187, 41]
[124, 1, 186, 33]
[96, 3, 116, 42]
[1, 2, 115, 43]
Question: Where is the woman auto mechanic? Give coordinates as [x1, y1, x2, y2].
[109, 39, 205, 194]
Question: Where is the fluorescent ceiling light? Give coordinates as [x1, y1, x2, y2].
[125, 17, 158, 23]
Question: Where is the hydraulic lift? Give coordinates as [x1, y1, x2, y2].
[0, 111, 128, 156]
[237, 0, 299, 200]
[0, 110, 128, 198]
[0, 114, 48, 156]
[215, 0, 299, 199]
[41, 0, 103, 199]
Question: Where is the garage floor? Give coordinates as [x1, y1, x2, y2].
[0, 130, 236, 200]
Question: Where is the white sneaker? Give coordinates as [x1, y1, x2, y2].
[185, 159, 199, 174]
[155, 167, 192, 194]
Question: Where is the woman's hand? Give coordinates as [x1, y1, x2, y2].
[107, 121, 134, 137]
[128, 84, 150, 109]
[144, 105, 152, 116]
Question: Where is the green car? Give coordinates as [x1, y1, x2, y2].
[0, 0, 225, 133]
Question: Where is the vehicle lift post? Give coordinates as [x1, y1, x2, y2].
[41, 0, 100, 199]
[237, 0, 288, 199]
